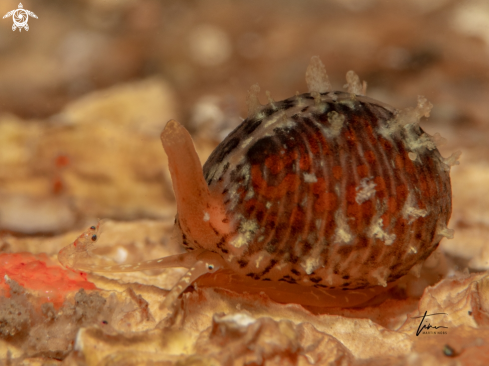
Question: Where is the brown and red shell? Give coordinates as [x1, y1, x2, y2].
[182, 91, 451, 291]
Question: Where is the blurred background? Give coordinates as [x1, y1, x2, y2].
[0, 0, 488, 271]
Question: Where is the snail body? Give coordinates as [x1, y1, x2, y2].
[59, 57, 457, 308]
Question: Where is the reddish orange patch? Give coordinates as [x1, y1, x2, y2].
[364, 150, 376, 164]
[299, 147, 311, 171]
[265, 154, 284, 175]
[332, 166, 342, 180]
[346, 203, 361, 218]
[360, 200, 375, 219]
[0, 252, 96, 308]
[395, 155, 404, 170]
[374, 176, 386, 192]
[314, 192, 337, 213]
[365, 124, 378, 145]
[418, 176, 428, 195]
[251, 165, 299, 199]
[290, 206, 306, 231]
[388, 196, 397, 213]
[282, 150, 298, 167]
[55, 154, 70, 168]
[312, 177, 327, 195]
[346, 185, 357, 204]
[357, 164, 369, 178]
[374, 176, 387, 199]
[404, 153, 416, 174]
[307, 135, 320, 155]
[396, 184, 409, 202]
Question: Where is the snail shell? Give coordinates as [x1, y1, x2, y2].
[199, 91, 450, 288]
[59, 57, 457, 308]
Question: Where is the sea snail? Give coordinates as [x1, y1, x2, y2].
[58, 57, 459, 308]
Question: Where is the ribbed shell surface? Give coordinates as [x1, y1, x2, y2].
[194, 91, 451, 290]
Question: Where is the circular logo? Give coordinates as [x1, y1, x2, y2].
[12, 9, 28, 28]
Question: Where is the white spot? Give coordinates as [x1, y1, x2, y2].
[327, 92, 338, 102]
[312, 90, 323, 105]
[370, 267, 389, 287]
[368, 218, 396, 245]
[408, 152, 418, 161]
[264, 112, 283, 128]
[439, 150, 462, 171]
[378, 96, 433, 140]
[244, 188, 254, 201]
[157, 259, 164, 263]
[265, 90, 276, 109]
[276, 118, 297, 130]
[266, 201, 272, 209]
[188, 24, 231, 67]
[255, 253, 264, 268]
[246, 84, 261, 116]
[305, 56, 331, 93]
[230, 219, 259, 248]
[410, 133, 437, 152]
[344, 70, 367, 95]
[338, 98, 356, 110]
[203, 211, 210, 222]
[326, 111, 345, 138]
[241, 164, 251, 185]
[334, 211, 353, 244]
[437, 225, 454, 239]
[402, 193, 428, 223]
[303, 172, 317, 183]
[355, 178, 376, 204]
[215, 313, 256, 327]
[301, 256, 321, 275]
[241, 136, 254, 148]
[114, 247, 128, 263]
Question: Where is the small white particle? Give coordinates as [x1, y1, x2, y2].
[303, 172, 317, 183]
[368, 218, 396, 245]
[255, 253, 264, 268]
[203, 211, 210, 222]
[355, 178, 377, 204]
[115, 247, 128, 263]
[216, 313, 256, 327]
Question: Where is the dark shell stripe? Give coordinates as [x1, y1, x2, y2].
[200, 91, 451, 289]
